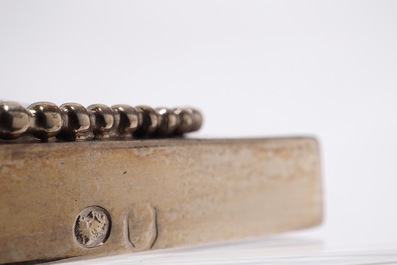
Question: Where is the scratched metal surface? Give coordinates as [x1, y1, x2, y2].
[0, 138, 322, 264]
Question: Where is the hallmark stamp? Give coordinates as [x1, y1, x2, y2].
[124, 203, 157, 250]
[73, 206, 111, 248]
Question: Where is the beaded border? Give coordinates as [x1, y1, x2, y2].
[0, 102, 202, 142]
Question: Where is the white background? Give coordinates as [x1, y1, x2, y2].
[1, 0, 397, 263]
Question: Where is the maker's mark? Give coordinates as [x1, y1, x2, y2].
[124, 203, 157, 250]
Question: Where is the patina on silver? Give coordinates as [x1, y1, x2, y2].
[87, 104, 114, 139]
[57, 103, 91, 141]
[27, 102, 63, 140]
[155, 107, 180, 136]
[0, 101, 31, 139]
[0, 101, 203, 142]
[174, 107, 202, 134]
[134, 106, 159, 137]
[73, 206, 111, 248]
[111, 104, 139, 138]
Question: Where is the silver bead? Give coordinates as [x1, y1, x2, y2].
[57, 103, 91, 141]
[28, 102, 63, 140]
[174, 108, 194, 134]
[111, 105, 138, 137]
[155, 107, 180, 136]
[0, 101, 31, 140]
[87, 104, 114, 139]
[185, 108, 203, 132]
[135, 106, 159, 137]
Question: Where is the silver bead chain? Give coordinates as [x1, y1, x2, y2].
[0, 101, 202, 142]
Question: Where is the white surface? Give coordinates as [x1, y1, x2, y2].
[1, 0, 397, 263]
[64, 233, 397, 265]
